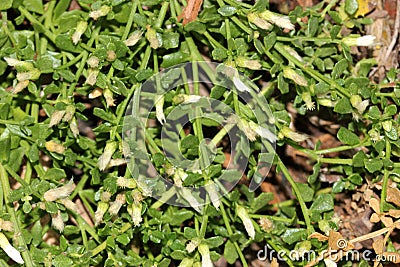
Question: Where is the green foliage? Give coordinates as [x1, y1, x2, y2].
[0, 0, 398, 266]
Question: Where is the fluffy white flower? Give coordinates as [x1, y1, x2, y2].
[155, 95, 166, 125]
[260, 10, 295, 30]
[0, 233, 24, 264]
[124, 30, 143, 46]
[342, 35, 376, 46]
[198, 244, 214, 267]
[237, 205, 255, 239]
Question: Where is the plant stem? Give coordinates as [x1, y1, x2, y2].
[277, 157, 313, 234]
[381, 137, 391, 212]
[220, 202, 249, 267]
[274, 42, 350, 98]
[122, 1, 138, 40]
[0, 163, 34, 267]
[18, 6, 56, 43]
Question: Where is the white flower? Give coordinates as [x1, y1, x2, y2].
[260, 10, 295, 30]
[239, 119, 257, 141]
[350, 95, 369, 114]
[124, 30, 143, 46]
[45, 140, 66, 154]
[237, 205, 255, 239]
[249, 121, 277, 142]
[87, 56, 100, 68]
[109, 193, 126, 215]
[173, 94, 202, 105]
[59, 198, 77, 212]
[247, 12, 272, 30]
[283, 45, 304, 62]
[324, 259, 337, 267]
[51, 210, 64, 232]
[279, 126, 309, 142]
[16, 68, 41, 81]
[233, 75, 251, 93]
[70, 118, 79, 138]
[128, 203, 142, 226]
[89, 88, 103, 99]
[198, 244, 214, 267]
[236, 57, 262, 70]
[98, 141, 118, 171]
[43, 179, 75, 201]
[179, 187, 201, 212]
[186, 239, 199, 253]
[72, 21, 88, 45]
[89, 5, 111, 20]
[0, 233, 24, 264]
[356, 35, 376, 46]
[116, 177, 137, 189]
[259, 217, 274, 232]
[103, 88, 115, 107]
[342, 35, 376, 46]
[95, 202, 109, 226]
[301, 92, 315, 111]
[12, 80, 29, 94]
[145, 25, 161, 49]
[282, 67, 308, 86]
[155, 95, 166, 125]
[86, 68, 99, 86]
[205, 181, 220, 209]
[4, 57, 34, 70]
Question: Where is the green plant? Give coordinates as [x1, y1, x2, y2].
[0, 0, 399, 266]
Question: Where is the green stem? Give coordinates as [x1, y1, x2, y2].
[150, 187, 176, 209]
[319, 158, 353, 165]
[274, 42, 350, 98]
[220, 202, 249, 267]
[0, 163, 34, 267]
[155, 1, 169, 28]
[122, 1, 138, 40]
[381, 137, 391, 212]
[277, 157, 313, 234]
[18, 6, 56, 43]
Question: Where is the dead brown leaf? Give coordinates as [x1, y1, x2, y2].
[308, 232, 329, 242]
[386, 187, 400, 207]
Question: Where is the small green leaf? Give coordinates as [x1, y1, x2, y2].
[184, 21, 206, 34]
[53, 254, 73, 267]
[353, 151, 367, 167]
[205, 236, 224, 248]
[337, 127, 359, 145]
[250, 192, 274, 212]
[0, 0, 13, 10]
[282, 228, 307, 244]
[310, 194, 334, 213]
[23, 0, 44, 14]
[93, 108, 117, 122]
[345, 0, 358, 15]
[367, 106, 381, 119]
[348, 173, 363, 185]
[170, 250, 186, 260]
[364, 158, 383, 173]
[224, 240, 238, 264]
[332, 58, 348, 79]
[295, 183, 314, 202]
[42, 168, 66, 181]
[218, 6, 237, 16]
[332, 180, 345, 193]
[116, 234, 131, 246]
[334, 98, 353, 114]
[162, 32, 180, 49]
